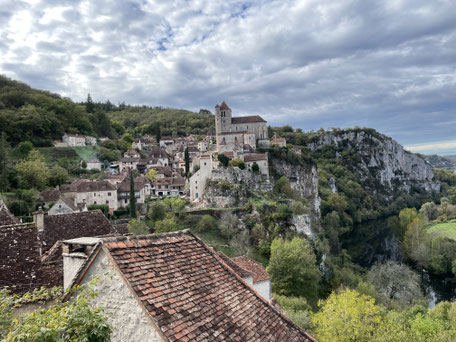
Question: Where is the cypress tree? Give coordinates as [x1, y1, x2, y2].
[129, 168, 137, 218]
[184, 147, 190, 178]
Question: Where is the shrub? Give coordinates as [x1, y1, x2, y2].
[196, 214, 218, 233]
[218, 154, 229, 167]
[147, 201, 168, 221]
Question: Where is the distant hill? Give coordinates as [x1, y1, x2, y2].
[0, 75, 99, 146]
[0, 75, 215, 146]
[418, 154, 456, 170]
[108, 106, 214, 137]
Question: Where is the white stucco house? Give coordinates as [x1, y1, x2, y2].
[62, 134, 86, 147]
[85, 159, 103, 171]
[243, 153, 269, 179]
[74, 180, 118, 211]
[190, 154, 213, 201]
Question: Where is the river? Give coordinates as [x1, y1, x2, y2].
[340, 218, 456, 306]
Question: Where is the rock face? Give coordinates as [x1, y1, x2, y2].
[270, 159, 321, 227]
[202, 167, 272, 208]
[290, 215, 314, 239]
[308, 129, 440, 198]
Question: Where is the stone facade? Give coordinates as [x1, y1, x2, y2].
[62, 134, 86, 146]
[214, 102, 268, 152]
[190, 155, 213, 201]
[78, 250, 162, 342]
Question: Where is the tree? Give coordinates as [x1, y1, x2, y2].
[16, 141, 33, 158]
[184, 147, 190, 177]
[251, 162, 259, 173]
[399, 208, 419, 240]
[267, 237, 321, 305]
[367, 261, 424, 309]
[128, 218, 150, 235]
[273, 176, 297, 199]
[311, 289, 382, 342]
[147, 201, 168, 221]
[420, 202, 439, 222]
[231, 158, 245, 170]
[15, 149, 50, 190]
[155, 123, 161, 143]
[86, 93, 95, 113]
[403, 217, 428, 265]
[217, 153, 229, 167]
[196, 214, 218, 233]
[49, 166, 69, 187]
[0, 132, 10, 191]
[129, 169, 137, 219]
[146, 169, 158, 182]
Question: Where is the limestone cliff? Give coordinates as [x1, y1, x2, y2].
[307, 129, 440, 199]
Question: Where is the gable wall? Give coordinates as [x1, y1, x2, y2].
[79, 250, 163, 342]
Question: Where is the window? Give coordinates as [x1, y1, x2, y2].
[196, 186, 198, 190]
[204, 162, 206, 166]
[94, 193, 96, 196]
[108, 192, 111, 196]
[94, 201, 97, 204]
[106, 201, 109, 204]
[125, 199, 128, 203]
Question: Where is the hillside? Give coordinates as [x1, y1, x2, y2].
[107, 106, 214, 137]
[419, 154, 456, 170]
[0, 75, 215, 146]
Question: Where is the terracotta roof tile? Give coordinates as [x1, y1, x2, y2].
[220, 101, 231, 111]
[0, 223, 62, 294]
[231, 116, 266, 124]
[244, 153, 267, 162]
[230, 256, 271, 283]
[39, 211, 115, 251]
[100, 231, 314, 341]
[0, 204, 19, 225]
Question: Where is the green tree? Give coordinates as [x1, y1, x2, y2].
[196, 214, 218, 233]
[49, 166, 70, 187]
[403, 217, 428, 265]
[86, 93, 95, 113]
[217, 154, 229, 167]
[311, 289, 382, 342]
[146, 169, 158, 182]
[154, 213, 179, 233]
[128, 218, 150, 235]
[184, 147, 190, 177]
[129, 170, 137, 219]
[16, 141, 33, 158]
[147, 201, 168, 221]
[231, 158, 245, 170]
[15, 149, 50, 190]
[0, 132, 10, 191]
[399, 208, 419, 240]
[251, 162, 259, 173]
[267, 237, 321, 305]
[273, 176, 297, 198]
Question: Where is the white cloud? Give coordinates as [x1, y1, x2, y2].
[0, 0, 456, 149]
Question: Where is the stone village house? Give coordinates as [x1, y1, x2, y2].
[63, 230, 315, 342]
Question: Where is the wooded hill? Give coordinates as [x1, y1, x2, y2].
[0, 75, 215, 146]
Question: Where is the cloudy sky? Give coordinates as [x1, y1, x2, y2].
[1, 0, 456, 154]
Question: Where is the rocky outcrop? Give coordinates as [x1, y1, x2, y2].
[290, 214, 314, 239]
[202, 167, 272, 208]
[271, 159, 321, 228]
[308, 129, 440, 198]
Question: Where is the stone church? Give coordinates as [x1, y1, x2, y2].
[215, 101, 270, 152]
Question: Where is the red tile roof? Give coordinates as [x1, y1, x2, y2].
[230, 256, 271, 283]
[97, 231, 314, 341]
[39, 211, 115, 252]
[217, 252, 254, 279]
[220, 101, 231, 111]
[231, 115, 266, 124]
[0, 203, 19, 225]
[0, 223, 62, 294]
[244, 153, 268, 162]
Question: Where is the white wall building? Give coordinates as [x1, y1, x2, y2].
[75, 181, 118, 211]
[62, 134, 86, 147]
[190, 154, 212, 201]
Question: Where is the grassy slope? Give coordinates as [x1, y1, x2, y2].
[37, 146, 99, 166]
[428, 221, 456, 240]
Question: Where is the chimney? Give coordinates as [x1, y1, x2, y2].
[34, 207, 44, 232]
[62, 237, 101, 290]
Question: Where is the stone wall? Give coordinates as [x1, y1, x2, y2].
[79, 250, 162, 342]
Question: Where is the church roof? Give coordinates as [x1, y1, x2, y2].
[232, 115, 266, 124]
[220, 101, 231, 110]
